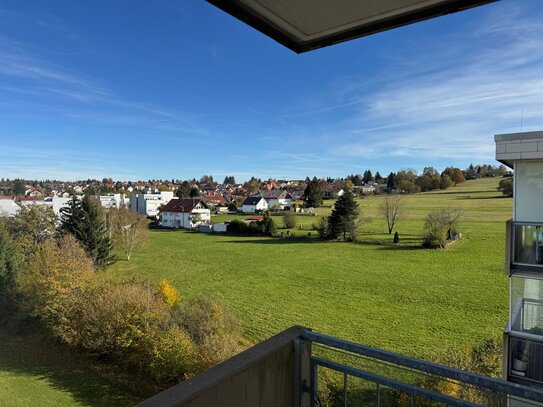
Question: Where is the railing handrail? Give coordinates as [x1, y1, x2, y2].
[312, 356, 483, 407]
[302, 330, 543, 403]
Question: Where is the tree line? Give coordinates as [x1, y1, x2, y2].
[0, 198, 243, 393]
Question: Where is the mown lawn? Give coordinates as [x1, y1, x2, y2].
[0, 178, 512, 406]
[0, 324, 140, 407]
[109, 178, 512, 360]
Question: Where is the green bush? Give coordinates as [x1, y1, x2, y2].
[63, 278, 169, 359]
[282, 212, 297, 229]
[227, 219, 249, 234]
[422, 208, 462, 248]
[17, 234, 95, 329]
[171, 297, 243, 372]
[147, 325, 196, 383]
[498, 177, 513, 197]
[0, 223, 24, 322]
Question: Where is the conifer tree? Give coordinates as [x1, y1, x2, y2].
[60, 195, 114, 269]
[303, 177, 323, 208]
[327, 187, 359, 240]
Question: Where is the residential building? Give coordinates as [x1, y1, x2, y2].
[95, 193, 128, 209]
[261, 190, 293, 210]
[161, 198, 211, 229]
[19, 195, 73, 218]
[130, 191, 174, 218]
[496, 131, 543, 401]
[239, 196, 268, 213]
[0, 198, 20, 217]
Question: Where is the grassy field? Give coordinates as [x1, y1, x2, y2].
[0, 324, 140, 407]
[0, 178, 512, 406]
[110, 177, 512, 360]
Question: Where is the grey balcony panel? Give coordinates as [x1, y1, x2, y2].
[136, 325, 308, 407]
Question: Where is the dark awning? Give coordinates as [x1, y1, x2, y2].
[207, 0, 496, 53]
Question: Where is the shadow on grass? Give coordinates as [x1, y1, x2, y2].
[221, 237, 324, 245]
[456, 195, 509, 200]
[0, 321, 145, 407]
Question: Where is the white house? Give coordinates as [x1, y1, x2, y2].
[19, 196, 73, 218]
[130, 191, 174, 218]
[263, 190, 293, 210]
[0, 199, 21, 217]
[161, 198, 211, 229]
[96, 194, 128, 209]
[239, 196, 269, 213]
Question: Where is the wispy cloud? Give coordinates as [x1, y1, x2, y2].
[277, 2, 543, 171]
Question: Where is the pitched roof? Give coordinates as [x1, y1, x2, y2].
[161, 198, 208, 213]
[242, 196, 265, 206]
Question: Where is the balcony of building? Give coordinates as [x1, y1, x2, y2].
[137, 326, 543, 407]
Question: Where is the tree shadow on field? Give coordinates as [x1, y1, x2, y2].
[357, 241, 425, 251]
[221, 237, 325, 245]
[456, 195, 509, 200]
[0, 322, 144, 407]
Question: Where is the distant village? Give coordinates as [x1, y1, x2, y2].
[0, 164, 510, 232]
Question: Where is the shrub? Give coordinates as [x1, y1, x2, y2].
[4, 204, 56, 260]
[18, 234, 95, 330]
[498, 177, 513, 197]
[147, 325, 196, 383]
[282, 212, 297, 229]
[393, 231, 400, 243]
[63, 278, 169, 359]
[260, 213, 276, 236]
[315, 217, 329, 239]
[171, 297, 243, 372]
[227, 219, 248, 234]
[0, 223, 24, 321]
[158, 279, 181, 307]
[422, 208, 462, 248]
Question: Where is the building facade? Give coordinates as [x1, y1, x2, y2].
[496, 131, 543, 404]
[130, 191, 174, 218]
[161, 198, 211, 229]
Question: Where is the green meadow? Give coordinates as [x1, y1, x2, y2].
[0, 177, 513, 406]
[110, 177, 512, 358]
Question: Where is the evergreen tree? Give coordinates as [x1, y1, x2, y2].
[260, 212, 277, 236]
[223, 176, 236, 185]
[176, 181, 191, 198]
[362, 170, 374, 184]
[13, 179, 26, 195]
[386, 172, 397, 191]
[327, 187, 359, 240]
[303, 177, 323, 208]
[189, 186, 200, 197]
[374, 172, 383, 183]
[60, 195, 114, 269]
[0, 223, 24, 319]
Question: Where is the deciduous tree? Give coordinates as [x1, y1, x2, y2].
[6, 204, 56, 260]
[108, 207, 148, 261]
[379, 195, 404, 234]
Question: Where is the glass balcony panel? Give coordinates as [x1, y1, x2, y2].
[509, 336, 543, 386]
[510, 275, 543, 335]
[513, 224, 543, 267]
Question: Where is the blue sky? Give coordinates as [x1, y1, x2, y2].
[1, 0, 543, 181]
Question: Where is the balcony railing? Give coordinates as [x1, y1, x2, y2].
[512, 223, 543, 270]
[138, 326, 543, 407]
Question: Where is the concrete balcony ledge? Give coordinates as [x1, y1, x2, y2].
[137, 325, 308, 407]
[495, 131, 543, 165]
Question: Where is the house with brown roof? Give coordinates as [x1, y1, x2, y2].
[161, 198, 211, 229]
